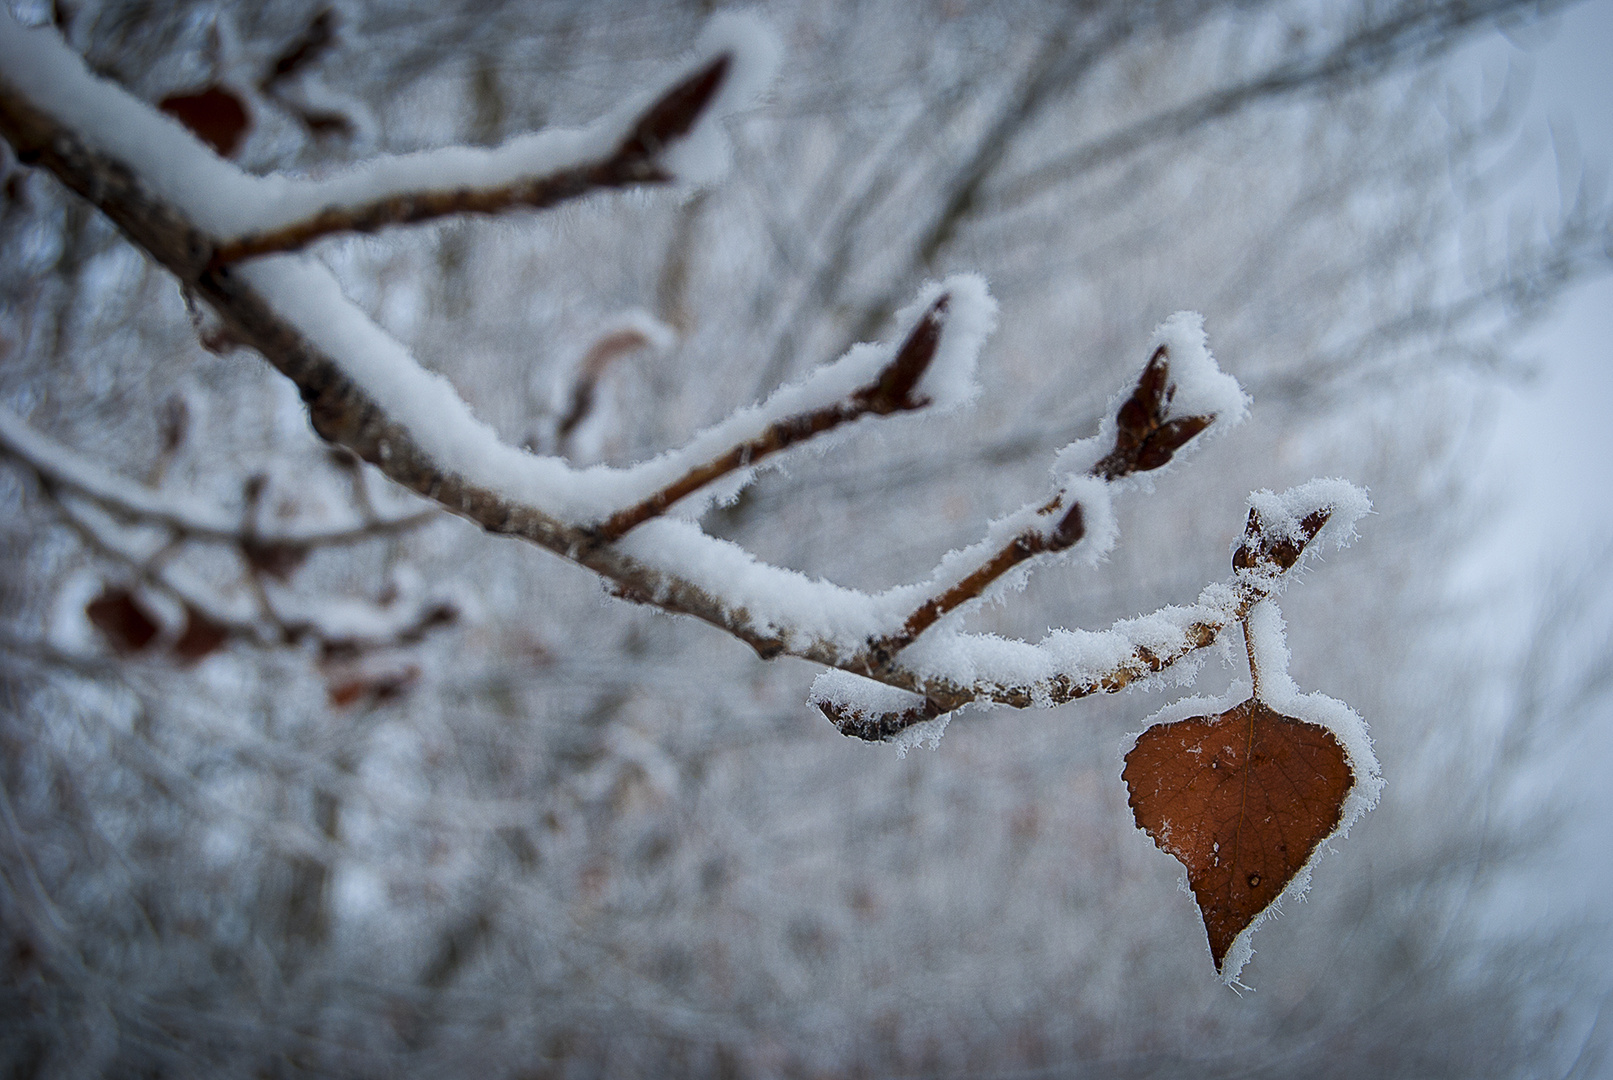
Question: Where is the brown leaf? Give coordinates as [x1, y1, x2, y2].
[1122, 697, 1353, 973]
[854, 293, 948, 413]
[817, 694, 943, 742]
[85, 587, 159, 654]
[172, 606, 230, 663]
[1111, 345, 1169, 457]
[159, 86, 250, 158]
[1134, 414, 1213, 471]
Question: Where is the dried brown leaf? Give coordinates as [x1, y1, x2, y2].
[1122, 697, 1353, 972]
[327, 664, 420, 709]
[85, 587, 159, 654]
[159, 86, 250, 158]
[621, 54, 730, 162]
[172, 606, 230, 663]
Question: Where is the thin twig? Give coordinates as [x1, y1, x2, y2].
[826, 504, 1339, 738]
[591, 293, 949, 542]
[210, 55, 732, 265]
[859, 344, 1214, 667]
[863, 497, 1084, 667]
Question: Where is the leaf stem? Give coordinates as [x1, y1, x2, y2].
[1243, 611, 1263, 699]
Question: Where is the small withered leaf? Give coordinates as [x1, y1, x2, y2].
[172, 606, 230, 663]
[1122, 697, 1353, 972]
[159, 86, 251, 158]
[1136, 345, 1171, 424]
[1233, 507, 1333, 574]
[85, 587, 159, 654]
[1047, 501, 1085, 550]
[1133, 415, 1213, 471]
[327, 665, 420, 709]
[818, 696, 940, 742]
[1112, 348, 1169, 452]
[1150, 414, 1214, 455]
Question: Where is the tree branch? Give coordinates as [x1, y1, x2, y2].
[822, 484, 1360, 738]
[0, 12, 1364, 741]
[593, 293, 949, 542]
[210, 55, 732, 264]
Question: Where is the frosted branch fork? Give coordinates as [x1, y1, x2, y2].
[0, 12, 1366, 742]
[819, 512, 1343, 740]
[591, 292, 952, 544]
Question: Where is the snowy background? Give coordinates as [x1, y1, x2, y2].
[1478, 3, 1613, 1065]
[1, 0, 1611, 1076]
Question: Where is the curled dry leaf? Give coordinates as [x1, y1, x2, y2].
[158, 85, 250, 158]
[1122, 697, 1353, 973]
[172, 606, 231, 663]
[817, 695, 942, 742]
[620, 53, 730, 164]
[85, 587, 160, 653]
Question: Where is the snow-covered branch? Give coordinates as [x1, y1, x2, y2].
[818, 479, 1369, 741]
[210, 51, 741, 264]
[0, 9, 1364, 744]
[50, 485, 458, 665]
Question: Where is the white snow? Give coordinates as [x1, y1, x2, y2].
[1, 8, 1278, 682]
[896, 579, 1245, 695]
[1150, 312, 1250, 433]
[0, 404, 236, 535]
[902, 273, 998, 410]
[245, 257, 998, 528]
[806, 671, 951, 756]
[0, 403, 429, 544]
[4, 10, 1377, 779]
[886, 713, 952, 757]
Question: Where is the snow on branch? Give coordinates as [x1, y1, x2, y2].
[0, 8, 1366, 750]
[0, 11, 777, 248]
[815, 478, 1366, 741]
[49, 484, 456, 658]
[592, 278, 994, 541]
